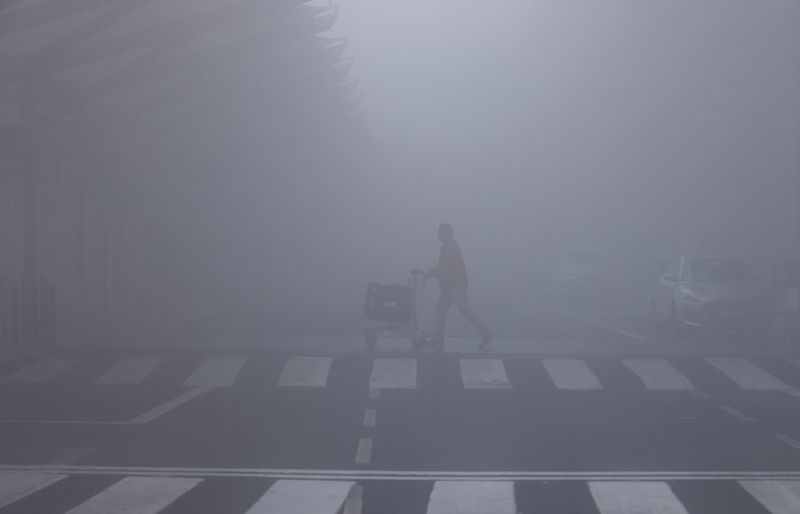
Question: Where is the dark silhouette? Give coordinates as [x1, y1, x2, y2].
[426, 224, 493, 349]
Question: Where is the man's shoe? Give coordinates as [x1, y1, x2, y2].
[478, 332, 493, 350]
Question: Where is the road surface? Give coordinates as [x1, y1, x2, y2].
[0, 317, 799, 513]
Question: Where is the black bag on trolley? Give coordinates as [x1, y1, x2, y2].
[363, 283, 413, 324]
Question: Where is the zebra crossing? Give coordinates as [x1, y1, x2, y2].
[3, 354, 800, 395]
[1, 471, 800, 513]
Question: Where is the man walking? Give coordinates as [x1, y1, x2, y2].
[426, 224, 493, 349]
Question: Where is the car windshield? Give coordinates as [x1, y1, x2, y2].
[688, 259, 758, 282]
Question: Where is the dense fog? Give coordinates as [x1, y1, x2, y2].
[0, 0, 798, 344]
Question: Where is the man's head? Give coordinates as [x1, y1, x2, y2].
[438, 223, 454, 242]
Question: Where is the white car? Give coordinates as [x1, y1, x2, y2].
[651, 257, 769, 332]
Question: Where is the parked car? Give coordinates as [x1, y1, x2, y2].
[651, 257, 769, 333]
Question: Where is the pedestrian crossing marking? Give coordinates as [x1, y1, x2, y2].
[542, 359, 602, 389]
[8, 472, 800, 513]
[623, 359, 694, 390]
[343, 484, 363, 514]
[426, 480, 516, 514]
[589, 481, 688, 514]
[244, 479, 354, 514]
[95, 357, 163, 385]
[0, 472, 67, 508]
[707, 358, 789, 390]
[740, 480, 800, 514]
[183, 357, 247, 387]
[10, 354, 800, 395]
[370, 358, 417, 389]
[5, 358, 78, 383]
[279, 357, 333, 387]
[64, 476, 201, 514]
[460, 359, 511, 389]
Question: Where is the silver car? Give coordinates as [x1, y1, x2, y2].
[651, 257, 769, 332]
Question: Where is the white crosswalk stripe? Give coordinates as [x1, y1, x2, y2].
[426, 481, 516, 514]
[4, 473, 800, 512]
[459, 359, 511, 389]
[95, 358, 163, 385]
[279, 357, 333, 387]
[543, 359, 602, 390]
[0, 472, 67, 508]
[65, 476, 201, 514]
[740, 480, 800, 514]
[13, 354, 800, 396]
[589, 481, 689, 514]
[707, 358, 790, 390]
[183, 357, 247, 387]
[244, 479, 354, 514]
[370, 358, 417, 389]
[623, 359, 694, 390]
[5, 359, 79, 383]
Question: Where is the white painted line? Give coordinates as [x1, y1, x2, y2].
[95, 358, 162, 385]
[716, 405, 756, 422]
[355, 438, 372, 465]
[129, 387, 215, 425]
[740, 480, 800, 514]
[5, 359, 79, 383]
[184, 357, 247, 387]
[343, 484, 363, 514]
[245, 479, 354, 514]
[623, 359, 694, 390]
[368, 388, 381, 400]
[65, 476, 201, 514]
[542, 359, 602, 390]
[278, 357, 332, 387]
[363, 409, 376, 428]
[775, 435, 800, 451]
[460, 359, 511, 389]
[7, 464, 800, 481]
[0, 472, 67, 508]
[370, 358, 417, 389]
[589, 481, 688, 514]
[708, 358, 791, 390]
[427, 481, 516, 514]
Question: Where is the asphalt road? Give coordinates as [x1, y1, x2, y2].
[1, 317, 800, 513]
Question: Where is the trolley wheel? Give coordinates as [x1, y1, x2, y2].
[365, 331, 378, 347]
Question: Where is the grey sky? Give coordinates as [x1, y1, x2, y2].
[330, 1, 800, 260]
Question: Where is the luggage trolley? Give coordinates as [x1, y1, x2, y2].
[362, 270, 428, 348]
